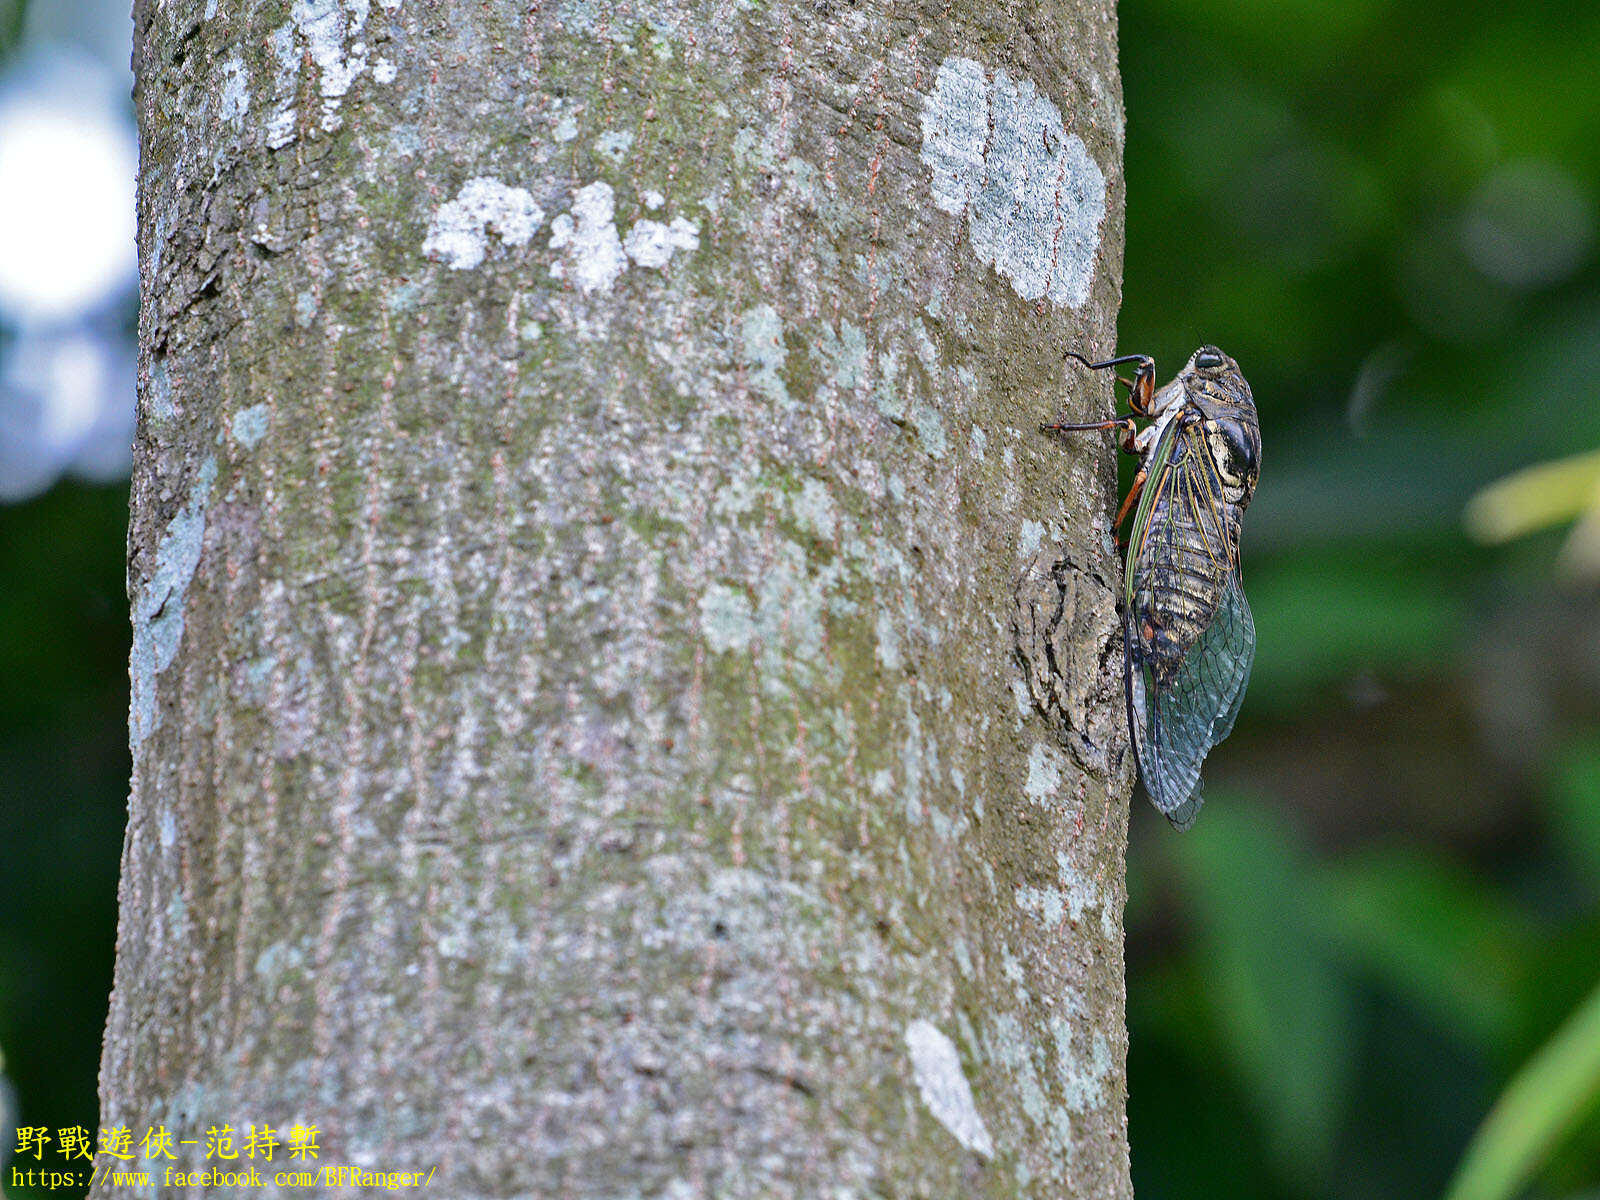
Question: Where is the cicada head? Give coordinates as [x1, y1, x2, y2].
[1182, 345, 1260, 508]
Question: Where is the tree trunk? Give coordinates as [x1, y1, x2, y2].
[101, 0, 1132, 1195]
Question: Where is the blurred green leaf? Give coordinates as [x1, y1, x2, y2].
[1171, 800, 1356, 1181]
[1444, 976, 1600, 1200]
[1550, 737, 1600, 883]
[1317, 847, 1529, 1051]
[1245, 552, 1463, 711]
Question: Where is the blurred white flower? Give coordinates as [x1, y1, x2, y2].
[0, 328, 135, 501]
[0, 48, 137, 324]
[0, 35, 137, 500]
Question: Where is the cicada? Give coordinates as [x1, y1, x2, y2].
[1043, 346, 1260, 829]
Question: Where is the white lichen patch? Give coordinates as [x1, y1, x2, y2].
[266, 23, 299, 148]
[266, 107, 298, 149]
[622, 217, 699, 268]
[230, 404, 270, 449]
[920, 57, 1107, 308]
[219, 57, 249, 125]
[549, 182, 627, 294]
[983, 1011, 1075, 1165]
[1024, 741, 1065, 802]
[1016, 884, 1066, 928]
[424, 177, 545, 271]
[289, 0, 371, 132]
[266, 0, 399, 143]
[130, 457, 218, 745]
[906, 1019, 994, 1158]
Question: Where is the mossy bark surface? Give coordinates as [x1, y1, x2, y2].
[102, 0, 1134, 1195]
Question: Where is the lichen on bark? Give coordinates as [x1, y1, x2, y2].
[102, 0, 1135, 1195]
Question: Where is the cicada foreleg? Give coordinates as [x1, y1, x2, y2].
[1048, 350, 1161, 546]
[1064, 351, 1157, 416]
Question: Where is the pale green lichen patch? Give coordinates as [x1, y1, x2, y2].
[751, 540, 837, 691]
[1058, 851, 1118, 941]
[595, 129, 634, 163]
[740, 304, 790, 408]
[910, 401, 948, 459]
[130, 456, 218, 745]
[230, 403, 270, 449]
[793, 478, 837, 540]
[147, 356, 174, 421]
[699, 582, 755, 653]
[875, 609, 903, 671]
[1054, 1021, 1114, 1112]
[817, 319, 869, 390]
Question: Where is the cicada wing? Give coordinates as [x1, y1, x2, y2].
[1205, 572, 1256, 745]
[1126, 569, 1255, 829]
[1125, 622, 1204, 830]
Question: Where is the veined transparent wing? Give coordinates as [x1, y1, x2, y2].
[1121, 418, 1257, 829]
[1125, 571, 1255, 828]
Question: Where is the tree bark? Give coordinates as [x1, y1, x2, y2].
[101, 0, 1132, 1195]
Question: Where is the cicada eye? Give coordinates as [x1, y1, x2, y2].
[1193, 349, 1225, 370]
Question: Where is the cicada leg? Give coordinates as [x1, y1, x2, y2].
[1039, 417, 1145, 545]
[1064, 351, 1157, 415]
[1112, 467, 1147, 536]
[1039, 415, 1138, 446]
[1053, 350, 1158, 547]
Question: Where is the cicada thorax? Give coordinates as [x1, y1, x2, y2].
[1189, 369, 1262, 506]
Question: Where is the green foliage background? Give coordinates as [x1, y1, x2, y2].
[4, 1, 1600, 1197]
[1118, 1, 1600, 1196]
